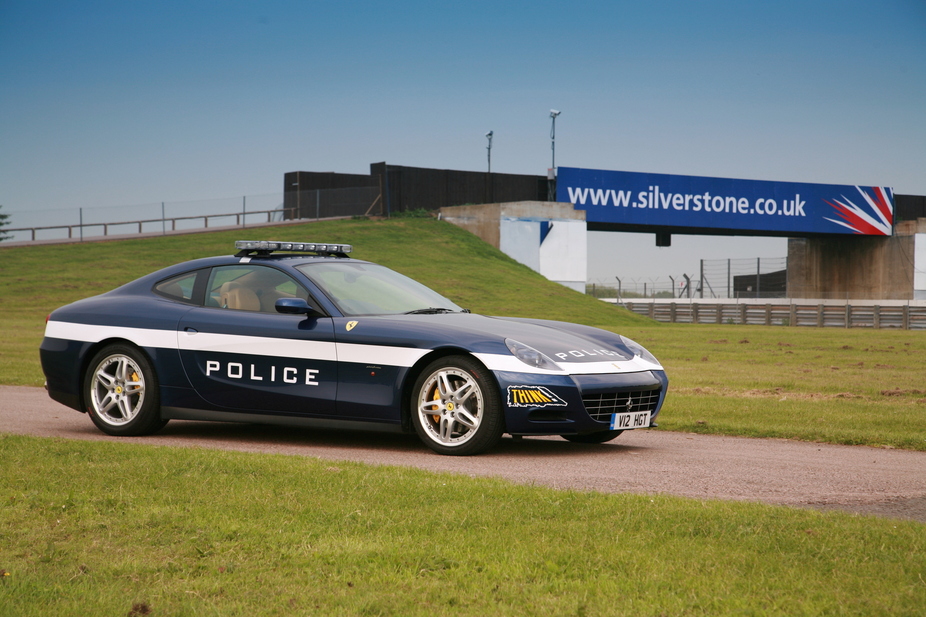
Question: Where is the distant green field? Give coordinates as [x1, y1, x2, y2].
[626, 324, 926, 450]
[2, 217, 925, 449]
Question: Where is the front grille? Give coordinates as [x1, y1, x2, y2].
[582, 388, 662, 422]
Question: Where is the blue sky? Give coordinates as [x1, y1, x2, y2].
[1, 1, 924, 282]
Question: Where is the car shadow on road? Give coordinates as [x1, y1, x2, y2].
[155, 420, 421, 450]
[152, 420, 651, 458]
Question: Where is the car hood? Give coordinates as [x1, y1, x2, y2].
[339, 312, 663, 376]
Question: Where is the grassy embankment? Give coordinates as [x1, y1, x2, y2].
[2, 216, 924, 450]
[1, 217, 924, 615]
[0, 217, 650, 386]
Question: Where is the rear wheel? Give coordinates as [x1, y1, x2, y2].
[83, 344, 167, 436]
[561, 430, 623, 444]
[411, 355, 504, 455]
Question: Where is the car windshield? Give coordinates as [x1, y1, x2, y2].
[296, 261, 463, 316]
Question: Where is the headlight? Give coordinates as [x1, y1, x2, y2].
[620, 336, 660, 365]
[505, 339, 562, 371]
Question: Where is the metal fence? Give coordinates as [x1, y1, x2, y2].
[287, 187, 382, 220]
[589, 257, 789, 301]
[2, 187, 383, 244]
[700, 256, 788, 298]
[621, 299, 926, 330]
[3, 194, 285, 243]
[588, 279, 679, 299]
[588, 256, 790, 301]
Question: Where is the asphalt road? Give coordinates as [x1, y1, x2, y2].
[3, 385, 925, 523]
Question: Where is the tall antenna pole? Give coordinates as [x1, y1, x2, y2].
[548, 109, 561, 201]
[550, 109, 560, 171]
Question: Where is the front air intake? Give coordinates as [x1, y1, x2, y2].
[582, 389, 662, 422]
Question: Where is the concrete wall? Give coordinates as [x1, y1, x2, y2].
[440, 201, 587, 292]
[916, 231, 926, 300]
[439, 201, 583, 247]
[788, 218, 926, 300]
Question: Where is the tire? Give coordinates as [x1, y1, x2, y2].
[411, 355, 504, 456]
[561, 430, 623, 444]
[83, 344, 167, 436]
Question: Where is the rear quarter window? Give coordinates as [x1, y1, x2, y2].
[153, 272, 198, 302]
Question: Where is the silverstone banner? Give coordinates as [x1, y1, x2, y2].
[557, 167, 894, 236]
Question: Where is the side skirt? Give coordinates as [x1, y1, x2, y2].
[161, 407, 407, 434]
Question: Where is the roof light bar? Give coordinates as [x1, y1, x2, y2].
[235, 241, 353, 255]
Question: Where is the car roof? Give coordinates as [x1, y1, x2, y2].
[117, 241, 367, 293]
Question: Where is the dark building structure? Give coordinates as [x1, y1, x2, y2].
[896, 194, 926, 222]
[284, 163, 547, 219]
[733, 270, 788, 298]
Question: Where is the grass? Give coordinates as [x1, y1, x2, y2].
[619, 325, 926, 450]
[2, 434, 924, 617]
[3, 218, 926, 615]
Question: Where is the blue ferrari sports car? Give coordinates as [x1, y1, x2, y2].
[40, 240, 668, 455]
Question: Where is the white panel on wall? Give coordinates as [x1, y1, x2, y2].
[538, 219, 587, 287]
[499, 219, 540, 272]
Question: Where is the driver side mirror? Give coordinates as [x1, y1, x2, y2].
[275, 298, 318, 315]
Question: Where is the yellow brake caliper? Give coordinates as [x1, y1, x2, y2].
[432, 386, 441, 423]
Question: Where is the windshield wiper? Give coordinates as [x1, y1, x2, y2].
[404, 307, 457, 315]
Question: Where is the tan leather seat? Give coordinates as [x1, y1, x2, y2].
[219, 282, 260, 311]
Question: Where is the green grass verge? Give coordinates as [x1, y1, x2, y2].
[618, 324, 926, 451]
[2, 434, 924, 616]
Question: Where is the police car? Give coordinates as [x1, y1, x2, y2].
[40, 240, 668, 455]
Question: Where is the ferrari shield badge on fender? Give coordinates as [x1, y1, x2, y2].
[346, 321, 358, 331]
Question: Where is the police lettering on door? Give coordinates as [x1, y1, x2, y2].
[205, 360, 320, 385]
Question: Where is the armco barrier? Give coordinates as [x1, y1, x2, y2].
[5, 207, 293, 243]
[621, 300, 926, 330]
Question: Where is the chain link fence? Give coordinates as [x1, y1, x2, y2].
[588, 256, 789, 300]
[700, 256, 788, 299]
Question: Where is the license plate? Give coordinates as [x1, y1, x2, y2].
[610, 411, 651, 431]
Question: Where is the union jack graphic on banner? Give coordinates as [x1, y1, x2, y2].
[823, 186, 894, 236]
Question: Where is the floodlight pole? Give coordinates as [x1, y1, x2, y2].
[486, 131, 493, 173]
[548, 109, 561, 201]
[550, 110, 560, 170]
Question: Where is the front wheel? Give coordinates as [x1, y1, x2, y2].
[411, 355, 504, 456]
[83, 344, 167, 436]
[561, 430, 623, 444]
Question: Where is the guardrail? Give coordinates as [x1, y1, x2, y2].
[621, 300, 926, 330]
[6, 207, 294, 242]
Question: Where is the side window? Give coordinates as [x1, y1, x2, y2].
[154, 272, 198, 303]
[206, 265, 310, 313]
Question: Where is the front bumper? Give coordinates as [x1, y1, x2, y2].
[495, 369, 668, 436]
